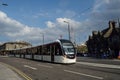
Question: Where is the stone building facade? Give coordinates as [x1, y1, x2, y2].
[86, 21, 120, 58]
[0, 41, 32, 55]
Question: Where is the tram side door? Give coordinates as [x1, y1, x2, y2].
[51, 45, 55, 62]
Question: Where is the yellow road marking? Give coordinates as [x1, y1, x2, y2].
[0, 62, 32, 80]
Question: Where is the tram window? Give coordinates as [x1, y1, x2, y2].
[17, 50, 19, 54]
[55, 46, 59, 55]
[43, 46, 47, 55]
[56, 49, 60, 55]
[37, 46, 42, 55]
[51, 45, 55, 55]
[35, 48, 38, 54]
[31, 48, 35, 54]
[27, 49, 31, 54]
[32, 48, 37, 54]
[19, 50, 21, 54]
[47, 45, 50, 55]
[24, 49, 26, 54]
[25, 49, 28, 54]
[20, 50, 22, 54]
[55, 43, 62, 55]
[47, 49, 50, 55]
[34, 48, 37, 55]
[27, 49, 29, 54]
[22, 50, 24, 54]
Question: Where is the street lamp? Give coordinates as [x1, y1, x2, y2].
[40, 33, 44, 61]
[64, 21, 71, 41]
[40, 33, 44, 45]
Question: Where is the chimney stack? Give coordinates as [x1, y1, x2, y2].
[109, 21, 116, 29]
[118, 18, 120, 27]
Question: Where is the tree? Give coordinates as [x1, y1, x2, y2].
[77, 44, 88, 53]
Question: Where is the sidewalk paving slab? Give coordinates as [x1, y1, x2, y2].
[0, 63, 24, 80]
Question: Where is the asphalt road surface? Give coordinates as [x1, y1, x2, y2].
[0, 56, 120, 80]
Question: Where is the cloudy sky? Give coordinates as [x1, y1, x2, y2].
[0, 0, 120, 45]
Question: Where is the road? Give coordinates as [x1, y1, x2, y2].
[0, 56, 120, 80]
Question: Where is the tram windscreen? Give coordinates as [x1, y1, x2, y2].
[60, 40, 75, 54]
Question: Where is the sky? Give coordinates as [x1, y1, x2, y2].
[0, 0, 120, 46]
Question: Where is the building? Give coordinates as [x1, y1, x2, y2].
[76, 43, 88, 56]
[86, 21, 120, 58]
[0, 41, 32, 55]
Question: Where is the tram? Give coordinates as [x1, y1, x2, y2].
[8, 39, 76, 64]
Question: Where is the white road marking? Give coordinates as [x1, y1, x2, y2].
[21, 62, 31, 64]
[37, 64, 53, 68]
[64, 70, 103, 80]
[24, 65, 37, 70]
[113, 59, 120, 62]
[76, 62, 120, 69]
[0, 56, 8, 57]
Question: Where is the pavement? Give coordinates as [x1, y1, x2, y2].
[0, 62, 24, 80]
[77, 56, 120, 65]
